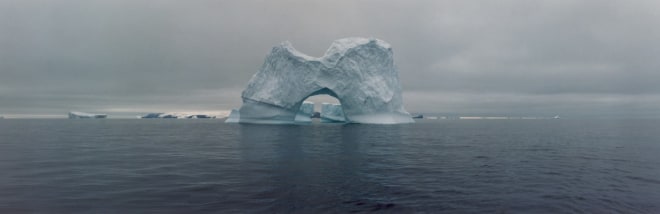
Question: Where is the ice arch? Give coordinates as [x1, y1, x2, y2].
[226, 37, 414, 124]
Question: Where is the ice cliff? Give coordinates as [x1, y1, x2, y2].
[226, 37, 414, 124]
[321, 103, 346, 123]
[295, 101, 315, 122]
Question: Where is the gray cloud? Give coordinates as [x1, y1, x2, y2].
[1, 0, 659, 118]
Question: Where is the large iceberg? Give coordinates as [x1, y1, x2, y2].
[321, 103, 346, 123]
[226, 37, 414, 124]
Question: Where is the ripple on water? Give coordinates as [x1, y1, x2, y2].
[0, 119, 660, 213]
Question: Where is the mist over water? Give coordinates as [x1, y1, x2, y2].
[1, 119, 659, 213]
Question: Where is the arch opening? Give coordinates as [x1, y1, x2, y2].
[295, 88, 346, 123]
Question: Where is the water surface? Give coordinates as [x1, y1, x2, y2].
[0, 119, 659, 213]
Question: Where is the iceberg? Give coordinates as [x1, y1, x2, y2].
[142, 113, 164, 118]
[226, 37, 414, 124]
[321, 103, 346, 123]
[141, 113, 178, 119]
[140, 112, 222, 119]
[68, 111, 107, 119]
[162, 114, 178, 119]
[185, 114, 215, 119]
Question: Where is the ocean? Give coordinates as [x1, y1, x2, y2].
[0, 119, 659, 213]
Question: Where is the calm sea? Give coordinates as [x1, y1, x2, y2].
[0, 119, 659, 213]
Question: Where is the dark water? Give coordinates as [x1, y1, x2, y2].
[1, 119, 659, 213]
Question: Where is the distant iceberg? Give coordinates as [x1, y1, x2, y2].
[185, 114, 215, 119]
[141, 113, 177, 119]
[68, 111, 107, 119]
[142, 113, 164, 118]
[162, 114, 178, 119]
[140, 112, 219, 119]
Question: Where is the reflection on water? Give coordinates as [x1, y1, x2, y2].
[236, 124, 405, 212]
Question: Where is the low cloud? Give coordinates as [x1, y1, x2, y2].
[1, 0, 658, 117]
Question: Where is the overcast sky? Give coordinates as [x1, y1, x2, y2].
[1, 0, 659, 118]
